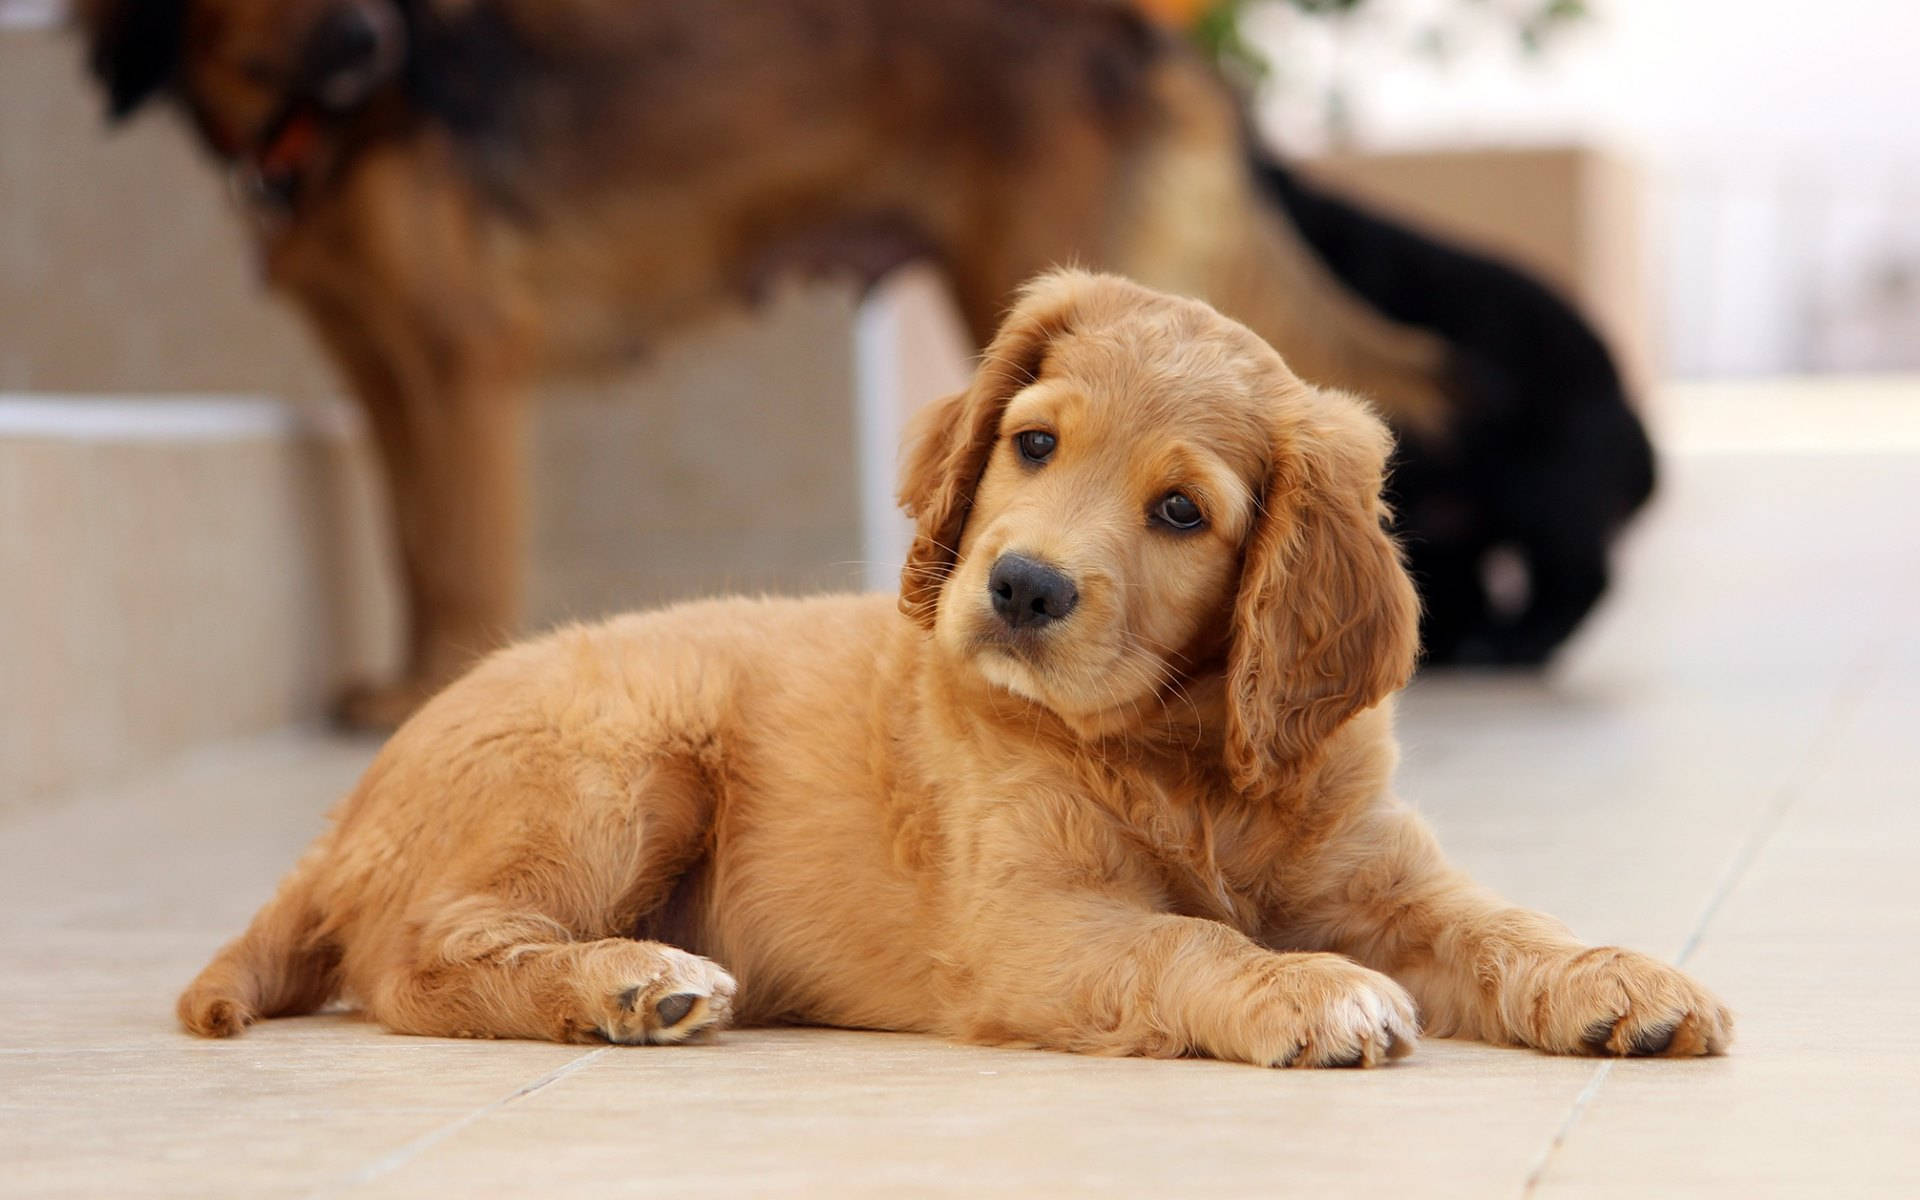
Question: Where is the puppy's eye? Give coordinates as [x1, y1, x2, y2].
[1153, 492, 1205, 531]
[1015, 430, 1057, 464]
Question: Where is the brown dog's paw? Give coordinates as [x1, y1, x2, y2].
[1530, 947, 1733, 1058]
[1231, 955, 1420, 1069]
[332, 679, 437, 732]
[590, 947, 738, 1046]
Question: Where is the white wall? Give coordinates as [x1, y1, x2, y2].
[1250, 0, 1920, 376]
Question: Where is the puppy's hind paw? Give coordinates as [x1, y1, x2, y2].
[594, 947, 737, 1046]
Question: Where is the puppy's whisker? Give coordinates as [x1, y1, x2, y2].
[1113, 631, 1204, 738]
[1123, 627, 1198, 668]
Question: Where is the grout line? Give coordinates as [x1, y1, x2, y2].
[1520, 650, 1886, 1197]
[1673, 652, 1883, 969]
[1521, 1060, 1615, 1195]
[310, 1047, 611, 1197]
[1671, 790, 1801, 970]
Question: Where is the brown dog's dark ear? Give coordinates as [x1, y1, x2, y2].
[896, 271, 1085, 629]
[78, 0, 188, 119]
[1224, 385, 1421, 798]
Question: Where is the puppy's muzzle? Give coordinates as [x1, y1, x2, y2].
[989, 554, 1079, 630]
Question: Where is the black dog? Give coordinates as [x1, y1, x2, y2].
[1261, 161, 1657, 665]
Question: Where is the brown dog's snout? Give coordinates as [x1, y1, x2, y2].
[302, 2, 406, 110]
[988, 554, 1079, 630]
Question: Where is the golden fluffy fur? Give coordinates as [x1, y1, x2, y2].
[179, 273, 1730, 1066]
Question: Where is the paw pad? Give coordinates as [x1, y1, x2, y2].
[655, 992, 699, 1028]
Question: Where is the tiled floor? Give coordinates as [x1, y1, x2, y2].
[3, 410, 1918, 1196]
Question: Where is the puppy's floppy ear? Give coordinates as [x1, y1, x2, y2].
[1224, 384, 1421, 797]
[78, 0, 189, 120]
[896, 271, 1084, 629]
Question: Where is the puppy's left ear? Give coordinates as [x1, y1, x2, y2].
[78, 0, 188, 120]
[1224, 385, 1421, 797]
[895, 271, 1085, 629]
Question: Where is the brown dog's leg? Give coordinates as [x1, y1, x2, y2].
[950, 900, 1417, 1068]
[348, 359, 531, 730]
[302, 296, 533, 730]
[1287, 804, 1734, 1057]
[281, 143, 541, 730]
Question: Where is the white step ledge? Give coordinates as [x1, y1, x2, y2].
[0, 394, 358, 444]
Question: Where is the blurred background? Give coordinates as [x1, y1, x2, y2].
[1, 0, 1915, 808]
[1222, 0, 1920, 379]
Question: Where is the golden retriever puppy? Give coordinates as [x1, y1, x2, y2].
[178, 272, 1730, 1066]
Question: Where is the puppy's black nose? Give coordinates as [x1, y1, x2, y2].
[989, 554, 1078, 629]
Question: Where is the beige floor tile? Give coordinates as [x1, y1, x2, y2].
[1530, 649, 1920, 1196]
[0, 731, 374, 934]
[0, 1032, 588, 1115]
[1555, 454, 1920, 691]
[2, 1105, 461, 1200]
[1398, 676, 1840, 957]
[344, 1030, 1597, 1200]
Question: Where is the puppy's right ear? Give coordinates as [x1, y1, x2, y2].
[78, 0, 188, 120]
[896, 270, 1087, 629]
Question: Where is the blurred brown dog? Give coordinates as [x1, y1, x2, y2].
[178, 274, 1729, 1066]
[76, 0, 1453, 727]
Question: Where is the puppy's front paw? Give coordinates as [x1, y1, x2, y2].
[1528, 947, 1733, 1058]
[589, 946, 738, 1046]
[1231, 955, 1420, 1069]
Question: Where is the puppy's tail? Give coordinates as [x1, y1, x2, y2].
[177, 846, 341, 1038]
